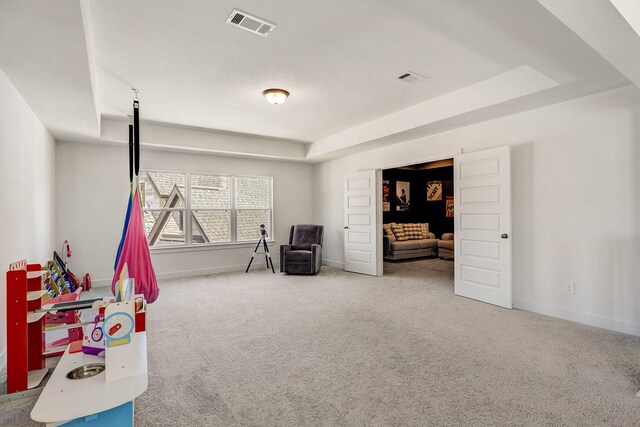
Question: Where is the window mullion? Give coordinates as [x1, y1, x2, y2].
[270, 177, 274, 241]
[231, 176, 237, 243]
[186, 172, 192, 247]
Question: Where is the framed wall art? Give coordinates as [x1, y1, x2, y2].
[427, 181, 442, 201]
[396, 181, 410, 211]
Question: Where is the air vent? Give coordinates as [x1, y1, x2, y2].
[397, 71, 428, 84]
[226, 9, 276, 37]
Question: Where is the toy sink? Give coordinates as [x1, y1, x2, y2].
[66, 363, 105, 380]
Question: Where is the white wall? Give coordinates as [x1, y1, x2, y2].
[55, 142, 314, 285]
[314, 85, 640, 336]
[0, 69, 56, 367]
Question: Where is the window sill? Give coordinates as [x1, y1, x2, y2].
[149, 240, 277, 255]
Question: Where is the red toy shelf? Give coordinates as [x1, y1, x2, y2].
[6, 260, 48, 394]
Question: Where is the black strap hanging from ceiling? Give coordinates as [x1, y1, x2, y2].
[128, 117, 134, 183]
[133, 98, 140, 176]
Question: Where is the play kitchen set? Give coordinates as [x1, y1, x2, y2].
[4, 259, 148, 426]
[3, 94, 158, 425]
[4, 246, 90, 398]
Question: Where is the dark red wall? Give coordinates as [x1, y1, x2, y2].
[382, 166, 453, 238]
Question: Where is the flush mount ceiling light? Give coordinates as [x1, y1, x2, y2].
[262, 88, 289, 105]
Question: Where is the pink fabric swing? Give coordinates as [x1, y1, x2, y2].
[112, 187, 158, 303]
[111, 97, 159, 303]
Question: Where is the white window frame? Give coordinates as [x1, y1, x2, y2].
[141, 169, 274, 252]
[139, 170, 188, 249]
[189, 173, 232, 245]
[234, 175, 274, 243]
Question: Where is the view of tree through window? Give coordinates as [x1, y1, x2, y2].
[139, 171, 272, 247]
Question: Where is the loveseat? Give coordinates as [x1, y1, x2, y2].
[437, 233, 454, 259]
[383, 223, 438, 261]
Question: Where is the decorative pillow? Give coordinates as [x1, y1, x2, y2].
[390, 223, 407, 241]
[383, 224, 396, 241]
[403, 223, 423, 240]
[420, 223, 429, 239]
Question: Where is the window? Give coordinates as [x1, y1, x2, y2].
[139, 171, 272, 248]
[141, 172, 186, 247]
[235, 176, 272, 241]
[191, 174, 231, 244]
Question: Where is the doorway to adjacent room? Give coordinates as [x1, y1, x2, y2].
[382, 158, 454, 271]
[343, 146, 512, 308]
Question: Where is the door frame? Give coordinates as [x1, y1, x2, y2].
[375, 149, 462, 274]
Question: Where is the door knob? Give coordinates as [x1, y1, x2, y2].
[344, 226, 349, 229]
[501, 233, 508, 239]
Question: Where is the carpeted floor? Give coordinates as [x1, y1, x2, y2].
[2, 259, 640, 426]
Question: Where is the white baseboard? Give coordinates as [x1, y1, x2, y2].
[323, 259, 344, 269]
[514, 297, 640, 337]
[86, 264, 640, 337]
[90, 261, 281, 288]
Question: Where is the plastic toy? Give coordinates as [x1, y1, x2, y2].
[82, 314, 105, 356]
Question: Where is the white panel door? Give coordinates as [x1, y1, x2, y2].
[344, 170, 382, 276]
[454, 146, 512, 308]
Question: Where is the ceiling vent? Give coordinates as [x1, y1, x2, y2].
[226, 9, 276, 37]
[397, 71, 428, 84]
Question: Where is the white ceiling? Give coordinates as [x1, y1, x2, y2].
[0, 0, 637, 161]
[0, 1, 98, 142]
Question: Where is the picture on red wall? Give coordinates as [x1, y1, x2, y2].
[383, 180, 390, 212]
[396, 181, 410, 211]
[446, 196, 454, 217]
[426, 181, 443, 201]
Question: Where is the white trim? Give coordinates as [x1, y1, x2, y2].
[90, 261, 282, 287]
[185, 171, 193, 246]
[150, 240, 276, 254]
[230, 176, 237, 242]
[376, 148, 461, 171]
[91, 258, 280, 288]
[141, 167, 275, 181]
[323, 259, 345, 269]
[141, 169, 274, 248]
[514, 298, 640, 337]
[0, 348, 6, 373]
[375, 169, 383, 276]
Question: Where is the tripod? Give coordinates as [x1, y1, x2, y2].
[245, 227, 275, 273]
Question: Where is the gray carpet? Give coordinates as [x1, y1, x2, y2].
[2, 259, 639, 426]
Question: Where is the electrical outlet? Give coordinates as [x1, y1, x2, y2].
[564, 280, 575, 295]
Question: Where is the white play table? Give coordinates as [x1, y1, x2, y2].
[31, 332, 147, 426]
